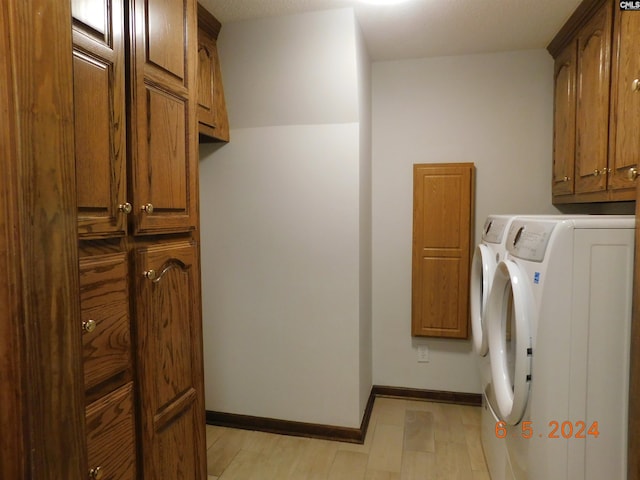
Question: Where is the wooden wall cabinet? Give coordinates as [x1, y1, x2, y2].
[197, 3, 230, 143]
[411, 163, 475, 339]
[549, 0, 638, 204]
[72, 0, 207, 477]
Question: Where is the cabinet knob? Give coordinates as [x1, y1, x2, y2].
[118, 202, 132, 214]
[628, 167, 638, 181]
[89, 466, 103, 480]
[144, 269, 157, 281]
[633, 79, 640, 92]
[82, 319, 97, 333]
[141, 203, 154, 214]
[593, 169, 600, 176]
[563, 176, 570, 182]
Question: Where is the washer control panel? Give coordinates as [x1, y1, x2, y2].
[482, 216, 511, 244]
[506, 221, 556, 262]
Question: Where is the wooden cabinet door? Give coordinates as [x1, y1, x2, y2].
[130, 0, 198, 235]
[197, 4, 229, 142]
[608, 7, 640, 191]
[134, 241, 206, 479]
[79, 252, 131, 391]
[86, 382, 137, 480]
[552, 42, 577, 197]
[574, 1, 612, 194]
[72, 0, 128, 238]
[197, 27, 217, 131]
[411, 163, 474, 339]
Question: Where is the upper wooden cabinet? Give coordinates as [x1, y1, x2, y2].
[608, 5, 640, 190]
[552, 44, 577, 197]
[574, 2, 612, 194]
[129, 0, 199, 235]
[411, 163, 475, 339]
[197, 4, 230, 142]
[549, 0, 637, 204]
[72, 0, 128, 238]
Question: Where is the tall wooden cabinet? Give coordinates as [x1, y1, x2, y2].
[411, 163, 475, 339]
[549, 0, 639, 203]
[72, 0, 206, 477]
[197, 3, 230, 142]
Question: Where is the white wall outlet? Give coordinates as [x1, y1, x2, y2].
[417, 345, 429, 363]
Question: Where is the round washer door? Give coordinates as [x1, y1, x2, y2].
[487, 259, 532, 425]
[470, 244, 494, 356]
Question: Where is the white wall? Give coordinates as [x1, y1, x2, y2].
[371, 50, 559, 394]
[356, 21, 373, 420]
[199, 8, 372, 428]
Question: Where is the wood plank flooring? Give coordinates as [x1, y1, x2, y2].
[206, 396, 489, 479]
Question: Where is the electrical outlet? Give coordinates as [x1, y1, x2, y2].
[417, 345, 429, 363]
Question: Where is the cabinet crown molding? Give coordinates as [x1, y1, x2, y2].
[548, 0, 610, 57]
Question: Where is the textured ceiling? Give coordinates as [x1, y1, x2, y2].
[199, 0, 583, 61]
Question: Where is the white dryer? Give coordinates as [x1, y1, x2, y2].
[486, 216, 634, 480]
[471, 215, 518, 480]
[471, 215, 517, 360]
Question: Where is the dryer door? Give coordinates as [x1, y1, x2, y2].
[487, 259, 532, 425]
[470, 244, 494, 356]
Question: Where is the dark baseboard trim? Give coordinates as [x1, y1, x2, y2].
[205, 385, 481, 443]
[206, 388, 374, 444]
[372, 385, 482, 406]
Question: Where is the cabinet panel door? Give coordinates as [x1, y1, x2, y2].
[411, 163, 474, 338]
[574, 1, 612, 194]
[130, 0, 198, 235]
[79, 252, 130, 391]
[134, 241, 206, 479]
[197, 27, 216, 129]
[552, 43, 577, 197]
[608, 8, 640, 191]
[72, 0, 128, 238]
[86, 382, 137, 480]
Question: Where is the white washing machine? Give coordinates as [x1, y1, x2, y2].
[486, 216, 634, 479]
[471, 215, 520, 480]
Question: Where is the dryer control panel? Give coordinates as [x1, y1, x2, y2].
[482, 216, 511, 244]
[506, 221, 556, 262]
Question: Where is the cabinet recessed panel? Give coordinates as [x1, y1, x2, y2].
[147, 87, 188, 211]
[416, 257, 461, 333]
[197, 30, 215, 127]
[146, 0, 186, 80]
[73, 52, 111, 211]
[72, 0, 108, 40]
[420, 174, 462, 249]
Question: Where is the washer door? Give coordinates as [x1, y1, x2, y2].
[470, 244, 494, 356]
[487, 260, 532, 425]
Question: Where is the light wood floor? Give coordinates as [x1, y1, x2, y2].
[206, 396, 489, 479]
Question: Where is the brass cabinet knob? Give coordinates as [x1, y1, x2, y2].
[593, 169, 600, 176]
[628, 167, 638, 181]
[144, 269, 157, 281]
[89, 466, 103, 479]
[141, 203, 154, 214]
[563, 176, 570, 182]
[118, 202, 132, 214]
[633, 79, 640, 92]
[82, 319, 97, 333]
